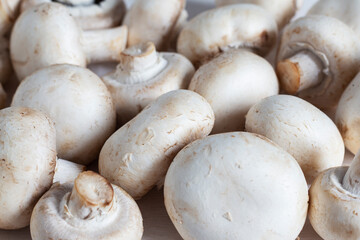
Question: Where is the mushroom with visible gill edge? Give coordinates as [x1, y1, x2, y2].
[10, 2, 127, 80]
[164, 132, 308, 240]
[11, 64, 116, 165]
[102, 41, 195, 126]
[30, 171, 143, 240]
[20, 0, 126, 30]
[99, 90, 214, 199]
[276, 15, 360, 109]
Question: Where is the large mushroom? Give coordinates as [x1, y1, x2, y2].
[99, 90, 214, 199]
[10, 2, 127, 80]
[103, 41, 195, 125]
[31, 171, 143, 240]
[164, 132, 308, 240]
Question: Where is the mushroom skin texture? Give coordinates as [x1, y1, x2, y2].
[123, 0, 187, 51]
[189, 49, 278, 133]
[214, 0, 300, 29]
[177, 4, 277, 66]
[10, 2, 127, 80]
[246, 95, 344, 183]
[164, 132, 308, 240]
[11, 64, 116, 165]
[20, 0, 126, 30]
[276, 15, 360, 109]
[0, 107, 57, 230]
[99, 90, 214, 199]
[30, 171, 143, 240]
[103, 42, 195, 125]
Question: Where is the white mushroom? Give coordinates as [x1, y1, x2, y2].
[276, 15, 360, 109]
[10, 2, 127, 80]
[99, 90, 214, 199]
[11, 64, 116, 165]
[189, 49, 278, 133]
[103, 42, 195, 125]
[164, 132, 308, 240]
[245, 95, 344, 183]
[309, 151, 360, 240]
[30, 171, 143, 240]
[177, 4, 277, 66]
[20, 0, 126, 30]
[123, 0, 187, 51]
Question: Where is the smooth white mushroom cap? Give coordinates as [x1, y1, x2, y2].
[99, 90, 214, 199]
[177, 4, 277, 66]
[246, 95, 344, 183]
[164, 132, 308, 240]
[189, 49, 278, 133]
[30, 171, 143, 240]
[103, 42, 195, 125]
[0, 107, 56, 229]
[11, 64, 116, 165]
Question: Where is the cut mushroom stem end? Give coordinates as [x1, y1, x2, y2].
[53, 158, 86, 184]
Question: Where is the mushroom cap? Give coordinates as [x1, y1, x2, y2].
[246, 95, 344, 183]
[277, 15, 360, 108]
[123, 0, 185, 51]
[99, 90, 214, 199]
[177, 4, 277, 66]
[30, 171, 143, 240]
[11, 64, 116, 165]
[10, 3, 86, 80]
[214, 0, 298, 29]
[20, 0, 126, 30]
[309, 166, 360, 240]
[189, 49, 278, 133]
[335, 72, 360, 155]
[164, 132, 308, 240]
[0, 107, 56, 229]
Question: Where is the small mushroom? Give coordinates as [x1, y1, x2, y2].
[189, 49, 278, 133]
[164, 132, 308, 240]
[20, 0, 126, 30]
[276, 15, 360, 108]
[10, 2, 127, 80]
[309, 152, 360, 240]
[245, 95, 344, 183]
[102, 41, 195, 125]
[99, 90, 214, 199]
[11, 64, 116, 165]
[177, 4, 277, 66]
[30, 171, 143, 240]
[123, 0, 187, 51]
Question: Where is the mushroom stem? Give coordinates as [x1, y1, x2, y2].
[114, 42, 168, 84]
[343, 153, 360, 195]
[53, 158, 86, 184]
[81, 25, 128, 63]
[277, 50, 323, 94]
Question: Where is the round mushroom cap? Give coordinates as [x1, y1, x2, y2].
[277, 15, 360, 108]
[177, 4, 277, 66]
[99, 90, 214, 199]
[189, 49, 278, 133]
[20, 0, 126, 30]
[164, 132, 308, 240]
[11, 64, 116, 165]
[246, 95, 344, 183]
[30, 171, 143, 240]
[0, 107, 56, 229]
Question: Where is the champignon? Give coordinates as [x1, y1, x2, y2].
[245, 95, 344, 183]
[10, 2, 127, 80]
[99, 90, 214, 199]
[30, 171, 143, 240]
[276, 15, 360, 109]
[11, 64, 116, 165]
[20, 0, 126, 30]
[189, 49, 278, 133]
[164, 132, 308, 240]
[102, 41, 195, 125]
